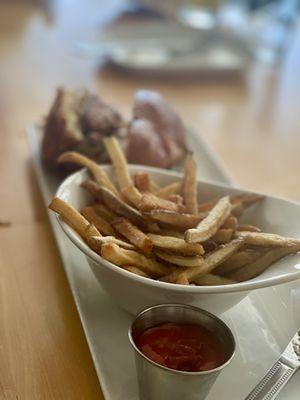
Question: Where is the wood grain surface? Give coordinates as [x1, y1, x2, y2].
[0, 0, 300, 399]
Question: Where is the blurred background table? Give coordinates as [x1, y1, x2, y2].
[0, 0, 299, 399]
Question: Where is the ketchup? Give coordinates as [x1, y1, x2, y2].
[135, 322, 225, 372]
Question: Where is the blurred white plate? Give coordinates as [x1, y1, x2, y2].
[27, 125, 300, 399]
[74, 19, 253, 77]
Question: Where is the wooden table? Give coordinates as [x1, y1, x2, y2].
[1, 1, 299, 399]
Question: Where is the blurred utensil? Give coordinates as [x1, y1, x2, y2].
[245, 329, 300, 400]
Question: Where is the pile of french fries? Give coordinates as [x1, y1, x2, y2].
[49, 138, 300, 286]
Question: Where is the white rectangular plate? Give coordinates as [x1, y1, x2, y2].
[27, 125, 300, 400]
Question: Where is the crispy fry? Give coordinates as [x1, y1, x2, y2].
[156, 182, 182, 198]
[185, 196, 231, 243]
[161, 239, 243, 283]
[50, 144, 300, 286]
[148, 234, 204, 255]
[231, 193, 265, 208]
[139, 193, 185, 213]
[58, 151, 118, 195]
[211, 229, 233, 244]
[112, 218, 153, 253]
[194, 274, 236, 286]
[214, 249, 263, 275]
[148, 210, 205, 229]
[91, 204, 118, 222]
[81, 180, 147, 229]
[120, 184, 143, 207]
[81, 206, 115, 236]
[236, 225, 261, 232]
[49, 197, 100, 239]
[202, 241, 218, 253]
[122, 266, 150, 278]
[87, 235, 135, 252]
[155, 251, 204, 267]
[175, 273, 189, 285]
[81, 179, 103, 199]
[101, 243, 172, 277]
[228, 244, 300, 281]
[235, 231, 300, 247]
[231, 202, 244, 218]
[158, 229, 185, 239]
[198, 199, 218, 213]
[133, 171, 151, 193]
[167, 194, 184, 206]
[230, 194, 265, 217]
[197, 194, 264, 214]
[222, 216, 238, 230]
[103, 137, 132, 190]
[187, 238, 244, 281]
[182, 153, 198, 214]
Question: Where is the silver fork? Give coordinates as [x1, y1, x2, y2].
[245, 330, 300, 400]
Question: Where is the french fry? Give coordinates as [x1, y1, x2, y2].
[222, 216, 238, 230]
[101, 243, 172, 277]
[175, 273, 189, 285]
[231, 202, 244, 218]
[211, 229, 233, 244]
[231, 193, 265, 208]
[112, 218, 153, 253]
[198, 199, 218, 213]
[87, 235, 135, 252]
[236, 225, 261, 232]
[161, 239, 243, 283]
[214, 249, 263, 275]
[235, 231, 300, 247]
[122, 266, 150, 278]
[182, 153, 198, 214]
[81, 179, 103, 199]
[91, 204, 118, 222]
[148, 234, 204, 255]
[167, 194, 184, 206]
[133, 171, 151, 193]
[158, 229, 185, 239]
[120, 184, 143, 208]
[48, 197, 100, 239]
[81, 180, 147, 229]
[49, 142, 300, 286]
[185, 196, 231, 243]
[202, 241, 218, 253]
[197, 194, 264, 214]
[58, 151, 118, 195]
[194, 274, 236, 286]
[81, 206, 115, 236]
[230, 194, 265, 218]
[155, 251, 204, 267]
[156, 182, 182, 198]
[228, 244, 300, 281]
[187, 238, 244, 281]
[148, 210, 205, 229]
[139, 193, 185, 213]
[103, 137, 142, 206]
[103, 137, 132, 190]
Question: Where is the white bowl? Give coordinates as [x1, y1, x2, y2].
[55, 165, 300, 315]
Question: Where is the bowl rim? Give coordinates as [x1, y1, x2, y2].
[55, 165, 300, 295]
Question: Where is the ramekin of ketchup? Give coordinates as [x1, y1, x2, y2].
[135, 322, 225, 372]
[129, 304, 235, 400]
